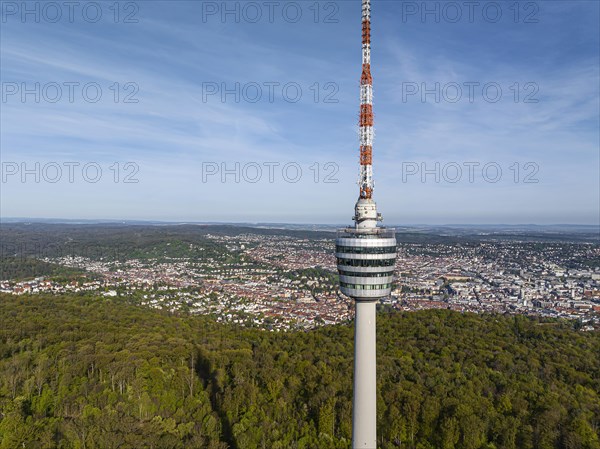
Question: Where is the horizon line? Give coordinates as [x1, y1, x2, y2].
[1, 217, 599, 229]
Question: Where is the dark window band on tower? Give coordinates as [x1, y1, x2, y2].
[336, 245, 396, 254]
[337, 258, 396, 267]
[340, 282, 392, 290]
[339, 270, 394, 278]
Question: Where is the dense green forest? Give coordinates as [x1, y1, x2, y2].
[0, 224, 232, 263]
[0, 293, 598, 449]
[0, 258, 87, 282]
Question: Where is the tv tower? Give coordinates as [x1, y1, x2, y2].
[335, 0, 397, 448]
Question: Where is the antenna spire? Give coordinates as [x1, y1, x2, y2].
[359, 0, 374, 200]
[353, 0, 381, 229]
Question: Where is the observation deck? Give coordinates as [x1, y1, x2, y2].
[335, 227, 397, 301]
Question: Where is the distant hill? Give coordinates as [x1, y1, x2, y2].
[1, 222, 598, 258]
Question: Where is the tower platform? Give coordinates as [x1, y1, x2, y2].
[335, 227, 397, 301]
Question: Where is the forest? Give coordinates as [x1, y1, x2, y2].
[0, 258, 86, 282]
[0, 293, 598, 449]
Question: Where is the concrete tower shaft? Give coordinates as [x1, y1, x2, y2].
[353, 301, 377, 448]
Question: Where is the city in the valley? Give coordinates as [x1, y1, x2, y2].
[1, 223, 599, 331]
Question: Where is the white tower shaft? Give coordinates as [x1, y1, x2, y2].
[352, 301, 377, 449]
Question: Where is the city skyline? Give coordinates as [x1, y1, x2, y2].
[1, 1, 599, 224]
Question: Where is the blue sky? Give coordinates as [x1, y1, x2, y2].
[1, 0, 598, 224]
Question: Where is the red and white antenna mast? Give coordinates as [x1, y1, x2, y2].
[353, 0, 382, 229]
[359, 0, 374, 201]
